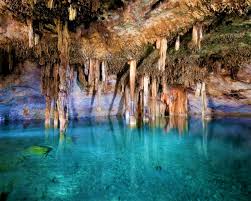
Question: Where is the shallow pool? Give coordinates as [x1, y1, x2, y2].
[0, 117, 251, 201]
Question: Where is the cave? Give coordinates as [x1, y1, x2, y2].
[0, 0, 251, 200]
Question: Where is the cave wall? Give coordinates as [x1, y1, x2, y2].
[1, 61, 251, 122]
[0, 61, 123, 122]
[0, 61, 44, 121]
[189, 63, 251, 117]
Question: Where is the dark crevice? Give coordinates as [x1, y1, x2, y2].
[0, 49, 17, 76]
[151, 0, 165, 10]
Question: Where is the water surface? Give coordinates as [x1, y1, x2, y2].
[0, 117, 251, 201]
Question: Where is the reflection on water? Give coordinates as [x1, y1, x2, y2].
[0, 117, 251, 201]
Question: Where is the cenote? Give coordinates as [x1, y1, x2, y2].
[1, 1, 251, 201]
[0, 117, 251, 201]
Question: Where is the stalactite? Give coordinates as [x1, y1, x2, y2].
[101, 61, 107, 83]
[53, 63, 59, 99]
[94, 59, 100, 91]
[28, 19, 34, 48]
[192, 24, 203, 49]
[45, 96, 51, 128]
[156, 38, 168, 107]
[41, 62, 55, 128]
[150, 77, 157, 121]
[87, 58, 100, 92]
[136, 76, 144, 119]
[34, 34, 39, 46]
[129, 60, 136, 101]
[41, 63, 53, 97]
[201, 82, 207, 119]
[156, 38, 167, 71]
[195, 82, 202, 97]
[57, 22, 71, 134]
[96, 60, 102, 112]
[124, 85, 130, 124]
[161, 76, 168, 116]
[53, 63, 59, 128]
[47, 0, 54, 9]
[192, 25, 198, 46]
[198, 24, 203, 50]
[143, 75, 149, 122]
[137, 89, 143, 120]
[53, 100, 59, 128]
[88, 58, 95, 88]
[84, 60, 89, 76]
[156, 78, 163, 117]
[162, 76, 168, 95]
[101, 61, 107, 91]
[57, 87, 68, 133]
[94, 60, 107, 111]
[77, 65, 88, 89]
[69, 5, 77, 21]
[129, 60, 137, 126]
[175, 35, 180, 51]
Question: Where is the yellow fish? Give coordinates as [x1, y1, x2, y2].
[23, 145, 53, 157]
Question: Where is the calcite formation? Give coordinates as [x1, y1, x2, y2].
[0, 0, 251, 131]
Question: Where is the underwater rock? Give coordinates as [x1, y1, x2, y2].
[0, 192, 10, 201]
[0, 180, 14, 201]
[51, 176, 60, 184]
[155, 165, 162, 171]
[0, 159, 22, 172]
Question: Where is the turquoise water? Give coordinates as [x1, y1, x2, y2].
[0, 117, 251, 201]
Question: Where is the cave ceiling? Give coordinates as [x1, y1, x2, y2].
[0, 0, 250, 66]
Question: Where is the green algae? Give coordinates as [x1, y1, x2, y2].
[165, 15, 251, 83]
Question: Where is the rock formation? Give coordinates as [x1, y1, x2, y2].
[0, 0, 251, 131]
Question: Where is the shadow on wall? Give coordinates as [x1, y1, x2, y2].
[109, 63, 129, 116]
[68, 73, 124, 119]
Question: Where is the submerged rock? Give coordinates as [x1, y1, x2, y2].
[155, 165, 162, 171]
[0, 192, 10, 201]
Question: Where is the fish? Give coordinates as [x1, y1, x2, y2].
[23, 145, 53, 157]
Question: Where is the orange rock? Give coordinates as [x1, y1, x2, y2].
[169, 86, 187, 116]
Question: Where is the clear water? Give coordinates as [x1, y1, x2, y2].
[0, 117, 251, 201]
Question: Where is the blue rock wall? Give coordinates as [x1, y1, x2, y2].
[0, 62, 123, 121]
